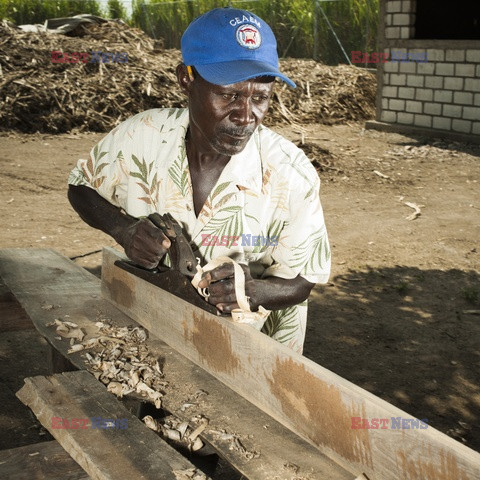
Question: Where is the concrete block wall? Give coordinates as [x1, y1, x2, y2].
[378, 0, 480, 137]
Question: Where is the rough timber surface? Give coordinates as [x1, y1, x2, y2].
[0, 440, 89, 480]
[102, 246, 480, 480]
[0, 248, 352, 480]
[16, 371, 199, 480]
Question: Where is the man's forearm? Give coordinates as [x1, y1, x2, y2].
[251, 275, 315, 311]
[67, 184, 135, 247]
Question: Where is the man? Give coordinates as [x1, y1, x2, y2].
[68, 7, 330, 354]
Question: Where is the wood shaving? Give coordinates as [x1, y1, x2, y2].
[404, 202, 423, 221]
[173, 467, 209, 480]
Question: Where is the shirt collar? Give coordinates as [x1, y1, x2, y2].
[168, 109, 264, 195]
[219, 129, 263, 194]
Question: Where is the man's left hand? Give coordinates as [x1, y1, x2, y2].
[197, 262, 257, 314]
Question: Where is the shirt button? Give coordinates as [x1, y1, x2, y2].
[186, 204, 192, 211]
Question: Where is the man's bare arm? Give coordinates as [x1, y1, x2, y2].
[68, 185, 170, 269]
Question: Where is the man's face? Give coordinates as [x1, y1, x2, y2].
[185, 71, 274, 156]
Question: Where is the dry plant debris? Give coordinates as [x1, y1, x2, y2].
[48, 319, 165, 408]
[0, 20, 376, 134]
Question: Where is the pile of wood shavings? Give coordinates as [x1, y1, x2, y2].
[49, 319, 165, 408]
[143, 414, 208, 453]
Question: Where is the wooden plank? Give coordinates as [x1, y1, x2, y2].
[101, 246, 480, 480]
[0, 277, 33, 332]
[0, 440, 90, 480]
[0, 248, 353, 480]
[16, 371, 202, 480]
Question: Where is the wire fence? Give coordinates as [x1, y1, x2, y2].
[133, 0, 379, 65]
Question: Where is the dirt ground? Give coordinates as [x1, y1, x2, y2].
[0, 122, 479, 455]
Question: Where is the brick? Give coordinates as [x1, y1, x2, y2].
[452, 119, 472, 133]
[417, 62, 434, 75]
[446, 50, 465, 62]
[443, 104, 463, 118]
[475, 94, 480, 106]
[406, 75, 424, 87]
[390, 99, 406, 111]
[436, 63, 455, 76]
[416, 88, 434, 101]
[455, 64, 475, 77]
[453, 92, 474, 105]
[381, 110, 397, 123]
[393, 13, 411, 25]
[406, 101, 423, 113]
[384, 61, 399, 73]
[398, 87, 416, 99]
[465, 78, 480, 91]
[386, 14, 394, 26]
[434, 90, 453, 103]
[424, 103, 442, 115]
[397, 112, 414, 124]
[385, 27, 401, 39]
[427, 49, 445, 62]
[402, 0, 414, 13]
[402, 0, 412, 13]
[466, 50, 480, 62]
[399, 62, 417, 74]
[382, 86, 398, 98]
[473, 123, 480, 135]
[400, 27, 412, 38]
[382, 98, 389, 110]
[390, 73, 407, 86]
[425, 76, 443, 89]
[386, 1, 402, 13]
[463, 107, 480, 121]
[477, 65, 480, 77]
[444, 77, 464, 90]
[433, 117, 452, 130]
[414, 115, 432, 128]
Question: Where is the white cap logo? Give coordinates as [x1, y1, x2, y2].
[236, 24, 261, 49]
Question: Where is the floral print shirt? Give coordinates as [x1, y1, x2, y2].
[69, 108, 330, 353]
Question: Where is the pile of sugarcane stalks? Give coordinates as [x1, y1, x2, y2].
[0, 19, 376, 134]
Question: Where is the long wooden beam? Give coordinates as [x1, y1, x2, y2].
[102, 246, 480, 480]
[16, 371, 202, 480]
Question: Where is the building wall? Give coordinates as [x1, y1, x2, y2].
[377, 0, 480, 137]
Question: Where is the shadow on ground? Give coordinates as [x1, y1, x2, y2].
[305, 266, 480, 452]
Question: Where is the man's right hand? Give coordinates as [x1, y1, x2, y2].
[68, 185, 171, 269]
[122, 218, 171, 269]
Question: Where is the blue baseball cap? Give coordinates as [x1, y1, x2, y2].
[181, 7, 296, 88]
